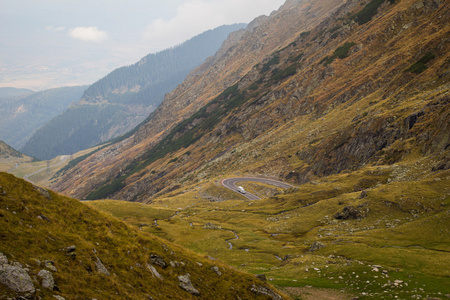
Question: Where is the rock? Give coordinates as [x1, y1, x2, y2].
[251, 285, 282, 300]
[334, 205, 368, 220]
[38, 269, 55, 290]
[0, 262, 35, 293]
[146, 263, 163, 280]
[33, 185, 52, 200]
[44, 260, 58, 272]
[309, 241, 326, 252]
[95, 257, 110, 276]
[53, 296, 66, 300]
[256, 274, 267, 281]
[150, 254, 167, 268]
[0, 252, 8, 265]
[66, 245, 76, 253]
[358, 190, 368, 199]
[178, 274, 200, 296]
[211, 266, 222, 276]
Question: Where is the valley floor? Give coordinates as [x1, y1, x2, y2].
[88, 160, 450, 300]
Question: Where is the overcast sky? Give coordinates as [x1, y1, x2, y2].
[0, 0, 285, 91]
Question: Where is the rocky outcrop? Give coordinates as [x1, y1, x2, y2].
[178, 274, 200, 296]
[334, 204, 369, 220]
[309, 241, 326, 252]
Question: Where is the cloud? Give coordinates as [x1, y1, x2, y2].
[46, 26, 66, 32]
[70, 26, 108, 42]
[142, 0, 284, 50]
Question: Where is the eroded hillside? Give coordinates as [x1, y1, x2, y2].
[52, 0, 449, 203]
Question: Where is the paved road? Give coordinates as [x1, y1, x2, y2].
[221, 177, 294, 200]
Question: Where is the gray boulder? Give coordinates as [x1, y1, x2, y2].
[0, 262, 35, 294]
[0, 253, 8, 265]
[38, 269, 55, 290]
[95, 257, 110, 276]
[178, 274, 200, 296]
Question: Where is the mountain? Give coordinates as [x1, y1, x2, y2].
[0, 172, 284, 299]
[20, 24, 246, 161]
[0, 140, 22, 159]
[0, 86, 87, 150]
[43, 0, 450, 297]
[0, 87, 33, 98]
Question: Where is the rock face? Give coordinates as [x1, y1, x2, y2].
[0, 253, 35, 294]
[178, 274, 200, 296]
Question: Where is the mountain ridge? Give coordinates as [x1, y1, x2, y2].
[21, 24, 245, 160]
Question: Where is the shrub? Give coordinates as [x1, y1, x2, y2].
[405, 52, 436, 74]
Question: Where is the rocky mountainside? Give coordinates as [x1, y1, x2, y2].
[51, 0, 348, 199]
[0, 172, 284, 299]
[53, 0, 448, 202]
[0, 86, 86, 150]
[21, 24, 245, 161]
[0, 141, 22, 160]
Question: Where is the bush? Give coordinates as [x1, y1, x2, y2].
[321, 42, 356, 65]
[405, 52, 436, 74]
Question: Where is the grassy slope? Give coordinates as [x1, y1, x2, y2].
[0, 172, 285, 299]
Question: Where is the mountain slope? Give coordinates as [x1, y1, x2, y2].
[52, 0, 448, 202]
[21, 24, 245, 161]
[0, 172, 284, 299]
[0, 86, 86, 150]
[51, 0, 347, 199]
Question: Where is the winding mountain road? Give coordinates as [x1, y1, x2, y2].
[221, 177, 294, 200]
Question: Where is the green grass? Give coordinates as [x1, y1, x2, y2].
[0, 172, 286, 299]
[89, 165, 450, 298]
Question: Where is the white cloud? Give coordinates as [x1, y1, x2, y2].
[70, 26, 108, 42]
[143, 0, 284, 50]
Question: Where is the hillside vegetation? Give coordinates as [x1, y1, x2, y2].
[0, 172, 285, 299]
[21, 24, 245, 160]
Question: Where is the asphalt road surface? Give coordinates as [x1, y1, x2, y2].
[221, 177, 294, 200]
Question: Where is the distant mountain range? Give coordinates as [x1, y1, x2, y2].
[0, 87, 34, 98]
[20, 24, 246, 160]
[0, 86, 87, 150]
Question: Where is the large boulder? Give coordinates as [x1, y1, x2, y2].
[0, 254, 35, 294]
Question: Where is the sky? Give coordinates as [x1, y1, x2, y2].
[0, 0, 285, 91]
